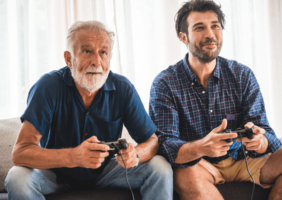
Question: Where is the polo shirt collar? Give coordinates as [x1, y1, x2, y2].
[182, 53, 221, 82]
[63, 66, 116, 91]
[100, 71, 116, 91]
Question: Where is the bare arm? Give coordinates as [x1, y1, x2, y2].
[116, 133, 159, 168]
[135, 133, 159, 163]
[174, 119, 237, 164]
[12, 120, 109, 169]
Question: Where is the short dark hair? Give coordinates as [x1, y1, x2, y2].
[175, 0, 225, 39]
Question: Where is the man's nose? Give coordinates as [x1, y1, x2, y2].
[91, 53, 101, 66]
[204, 27, 215, 39]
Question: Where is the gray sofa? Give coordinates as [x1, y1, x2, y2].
[0, 118, 271, 200]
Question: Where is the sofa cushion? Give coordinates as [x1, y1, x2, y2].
[0, 118, 21, 192]
[45, 188, 141, 200]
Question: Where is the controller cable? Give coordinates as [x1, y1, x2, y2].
[113, 143, 135, 200]
[239, 134, 255, 200]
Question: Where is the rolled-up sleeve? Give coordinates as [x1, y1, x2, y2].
[240, 69, 281, 158]
[149, 76, 201, 168]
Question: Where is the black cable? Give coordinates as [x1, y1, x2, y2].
[113, 143, 135, 200]
[240, 135, 255, 200]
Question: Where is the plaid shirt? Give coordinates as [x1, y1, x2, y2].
[149, 54, 281, 168]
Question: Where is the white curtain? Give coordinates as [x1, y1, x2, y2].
[1, 0, 282, 138]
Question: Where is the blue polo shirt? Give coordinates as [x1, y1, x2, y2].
[21, 66, 157, 185]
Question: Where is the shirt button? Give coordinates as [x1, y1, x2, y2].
[202, 91, 205, 94]
[191, 83, 194, 86]
[84, 133, 88, 136]
[210, 110, 213, 113]
[86, 112, 89, 115]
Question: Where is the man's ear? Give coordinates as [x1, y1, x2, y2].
[64, 51, 73, 68]
[179, 32, 188, 46]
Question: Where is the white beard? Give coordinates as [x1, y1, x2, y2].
[71, 60, 110, 93]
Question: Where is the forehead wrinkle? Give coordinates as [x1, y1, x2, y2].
[75, 30, 111, 51]
[74, 30, 111, 54]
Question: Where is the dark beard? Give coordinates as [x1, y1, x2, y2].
[188, 38, 222, 63]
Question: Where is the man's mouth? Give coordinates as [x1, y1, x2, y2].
[86, 72, 102, 75]
[203, 43, 216, 47]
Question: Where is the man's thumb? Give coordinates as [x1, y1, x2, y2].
[213, 119, 227, 133]
[87, 136, 99, 143]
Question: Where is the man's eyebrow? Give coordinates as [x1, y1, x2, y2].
[192, 21, 220, 28]
[81, 44, 90, 48]
[101, 46, 109, 49]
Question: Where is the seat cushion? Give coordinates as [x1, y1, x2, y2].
[217, 182, 271, 200]
[45, 188, 142, 200]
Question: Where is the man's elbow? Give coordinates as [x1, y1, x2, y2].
[12, 145, 27, 166]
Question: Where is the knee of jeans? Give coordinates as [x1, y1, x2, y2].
[146, 155, 173, 180]
[5, 166, 33, 192]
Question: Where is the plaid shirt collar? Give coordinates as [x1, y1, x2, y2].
[182, 53, 221, 83]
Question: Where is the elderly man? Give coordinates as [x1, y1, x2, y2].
[5, 21, 172, 200]
[149, 0, 282, 200]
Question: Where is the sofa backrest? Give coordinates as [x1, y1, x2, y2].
[0, 118, 21, 192]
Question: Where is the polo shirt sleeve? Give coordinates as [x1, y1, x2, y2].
[123, 83, 157, 144]
[21, 74, 57, 136]
[240, 69, 282, 158]
[149, 77, 201, 168]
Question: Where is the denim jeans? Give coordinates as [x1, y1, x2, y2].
[5, 155, 173, 200]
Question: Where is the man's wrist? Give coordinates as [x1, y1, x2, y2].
[133, 154, 139, 168]
[256, 135, 269, 154]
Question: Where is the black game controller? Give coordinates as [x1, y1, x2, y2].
[98, 139, 129, 154]
[221, 128, 254, 142]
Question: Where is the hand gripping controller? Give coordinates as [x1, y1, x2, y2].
[221, 128, 254, 142]
[98, 139, 129, 154]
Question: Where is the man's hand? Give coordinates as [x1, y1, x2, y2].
[200, 119, 238, 157]
[116, 142, 138, 168]
[70, 136, 110, 169]
[236, 122, 268, 154]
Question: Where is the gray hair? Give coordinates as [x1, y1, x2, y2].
[66, 21, 115, 56]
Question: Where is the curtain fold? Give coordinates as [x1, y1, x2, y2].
[1, 0, 282, 138]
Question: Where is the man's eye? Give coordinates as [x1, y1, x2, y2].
[213, 25, 220, 28]
[84, 50, 91, 54]
[101, 51, 107, 55]
[195, 27, 204, 30]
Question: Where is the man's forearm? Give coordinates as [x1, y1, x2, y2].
[174, 139, 204, 164]
[12, 144, 74, 169]
[135, 134, 159, 163]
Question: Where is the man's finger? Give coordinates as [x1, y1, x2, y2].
[89, 151, 109, 158]
[119, 143, 134, 154]
[218, 132, 237, 140]
[116, 153, 133, 161]
[252, 125, 266, 135]
[218, 140, 233, 146]
[87, 136, 100, 143]
[87, 143, 110, 151]
[236, 137, 253, 143]
[213, 119, 228, 133]
[244, 122, 254, 129]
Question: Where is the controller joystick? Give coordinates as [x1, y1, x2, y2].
[98, 139, 129, 154]
[221, 127, 254, 142]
